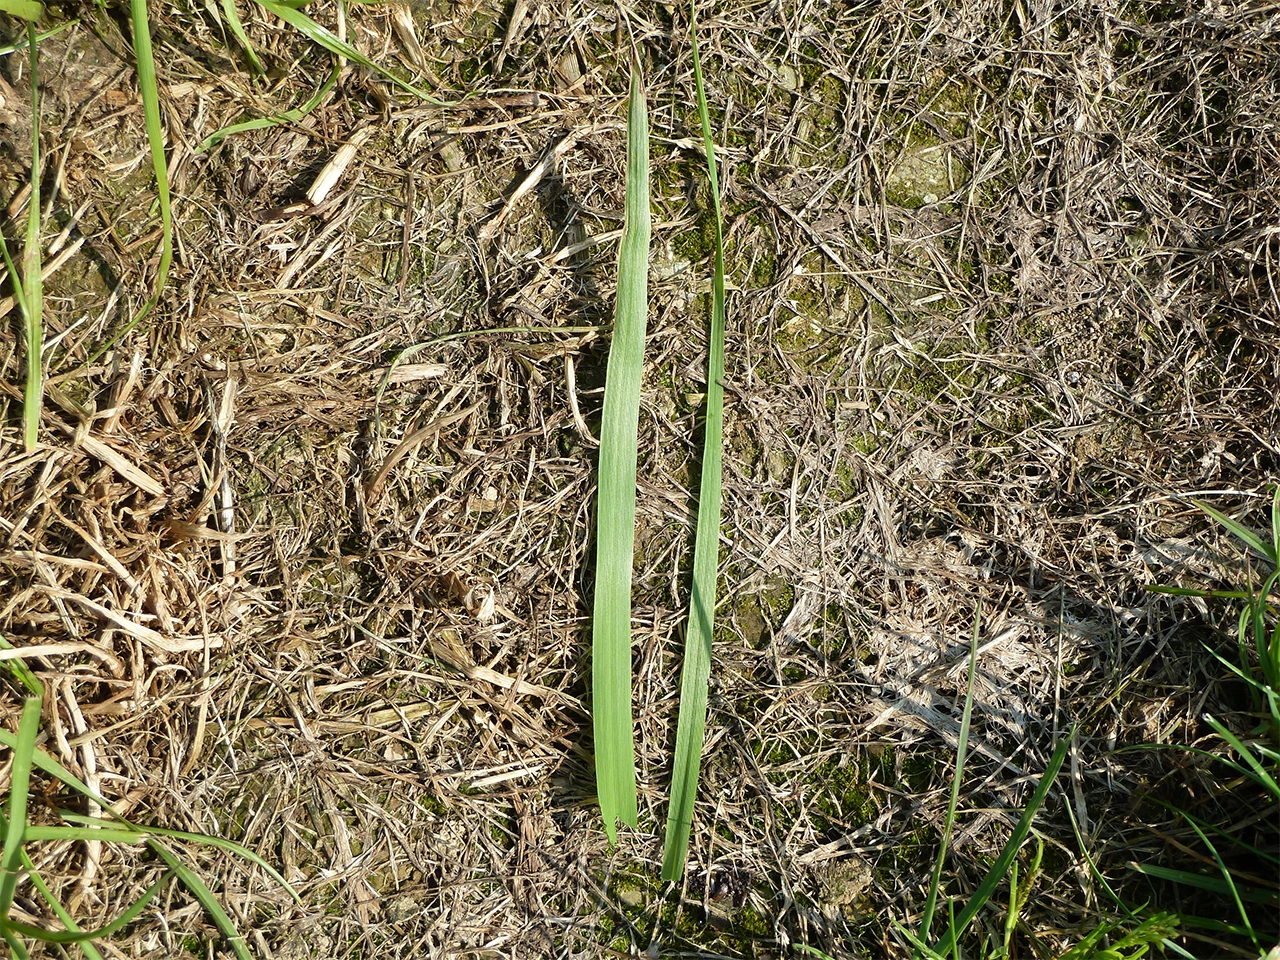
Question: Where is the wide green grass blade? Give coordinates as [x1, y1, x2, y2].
[929, 735, 1070, 952]
[591, 61, 649, 843]
[660, 6, 727, 882]
[0, 0, 43, 18]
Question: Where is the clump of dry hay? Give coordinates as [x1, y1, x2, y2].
[1, 0, 1277, 956]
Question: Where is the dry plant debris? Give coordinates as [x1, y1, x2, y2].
[1, 0, 1278, 957]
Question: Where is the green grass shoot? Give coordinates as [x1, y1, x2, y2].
[917, 604, 981, 949]
[84, 0, 172, 365]
[591, 60, 649, 843]
[0, 17, 44, 452]
[252, 0, 448, 105]
[928, 735, 1069, 953]
[660, 5, 728, 882]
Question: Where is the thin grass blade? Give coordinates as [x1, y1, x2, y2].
[659, 4, 727, 883]
[196, 65, 340, 152]
[253, 0, 447, 104]
[591, 61, 649, 843]
[17, 851, 106, 960]
[20, 22, 42, 452]
[0, 697, 43, 915]
[218, 0, 265, 74]
[1202, 713, 1279, 797]
[918, 604, 981, 946]
[86, 0, 173, 365]
[149, 842, 252, 960]
[3, 873, 172, 943]
[1191, 497, 1277, 564]
[930, 735, 1070, 951]
[0, 729, 300, 901]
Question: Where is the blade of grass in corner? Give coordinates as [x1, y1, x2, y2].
[591, 61, 649, 843]
[253, 0, 449, 104]
[85, 0, 172, 365]
[917, 604, 981, 950]
[150, 842, 253, 960]
[0, 697, 43, 918]
[660, 6, 726, 882]
[0, 21, 45, 452]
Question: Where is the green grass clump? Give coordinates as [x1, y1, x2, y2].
[1144, 488, 1280, 952]
[0, 638, 299, 958]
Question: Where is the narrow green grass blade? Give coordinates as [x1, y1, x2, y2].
[1183, 817, 1260, 947]
[16, 848, 106, 960]
[149, 842, 252, 960]
[660, 6, 727, 882]
[252, 0, 447, 104]
[0, 637, 43, 697]
[930, 735, 1070, 952]
[86, 0, 173, 366]
[591, 61, 649, 843]
[1270, 485, 1280, 559]
[0, 697, 43, 916]
[131, 0, 172, 303]
[218, 0, 265, 75]
[196, 64, 340, 152]
[0, 729, 300, 902]
[0, 21, 72, 55]
[918, 604, 981, 947]
[1131, 863, 1278, 905]
[56, 812, 301, 900]
[20, 22, 42, 452]
[1202, 713, 1279, 797]
[1191, 497, 1277, 564]
[4, 873, 172, 943]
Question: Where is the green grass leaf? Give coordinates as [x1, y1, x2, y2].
[0, 0, 43, 21]
[659, 5, 727, 882]
[218, 0, 265, 75]
[918, 604, 981, 947]
[1191, 497, 1277, 565]
[930, 735, 1070, 952]
[150, 842, 253, 960]
[252, 0, 447, 104]
[0, 697, 43, 916]
[196, 64, 340, 152]
[86, 0, 172, 364]
[591, 60, 649, 843]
